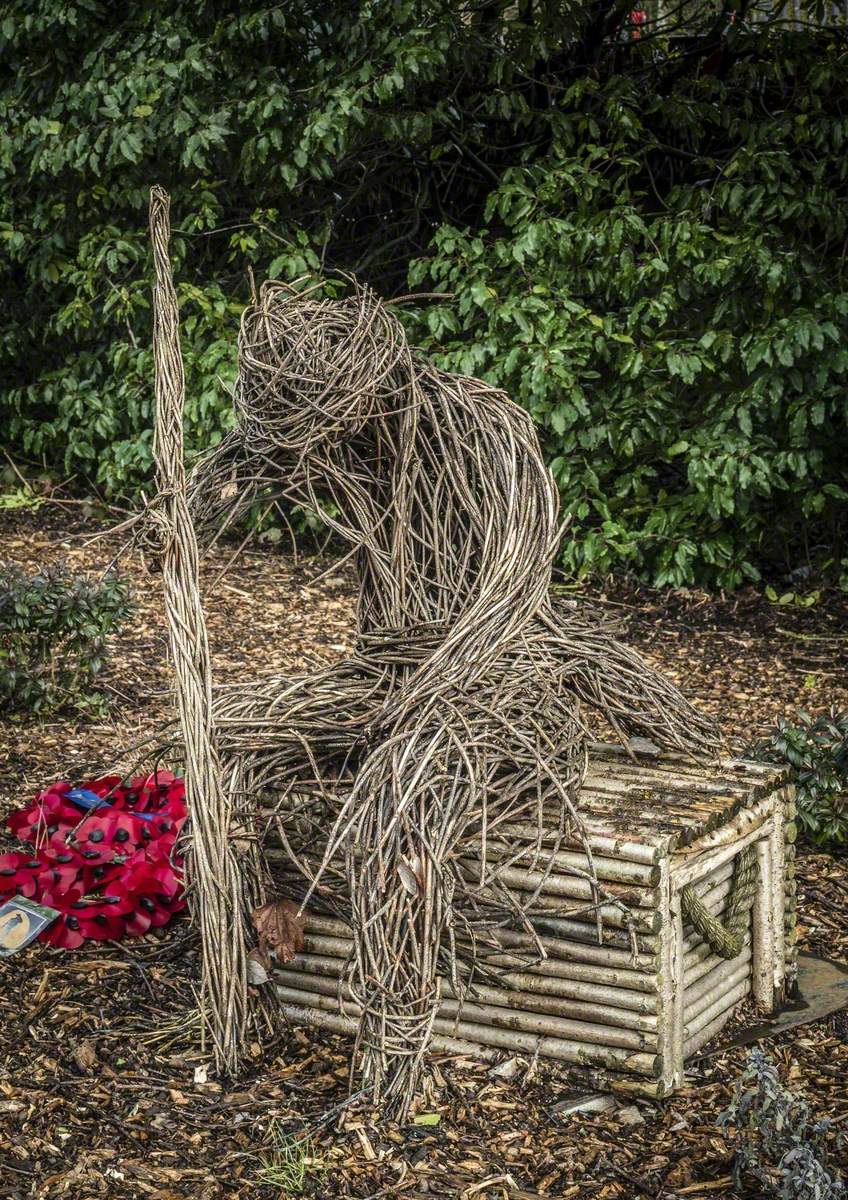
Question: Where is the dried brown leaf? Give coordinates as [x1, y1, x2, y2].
[73, 1040, 97, 1073]
[251, 898, 305, 964]
[247, 947, 271, 985]
[398, 853, 424, 896]
[397, 859, 420, 896]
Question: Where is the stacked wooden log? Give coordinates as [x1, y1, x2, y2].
[266, 744, 794, 1098]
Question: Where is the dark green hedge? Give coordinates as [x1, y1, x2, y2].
[1, 2, 846, 588]
[751, 710, 848, 846]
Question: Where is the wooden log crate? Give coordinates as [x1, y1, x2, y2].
[269, 743, 795, 1099]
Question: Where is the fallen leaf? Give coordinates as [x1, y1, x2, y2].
[251, 897, 305, 963]
[398, 860, 420, 896]
[488, 1057, 521, 1080]
[412, 1112, 441, 1126]
[247, 947, 270, 985]
[398, 854, 424, 896]
[74, 1040, 97, 1072]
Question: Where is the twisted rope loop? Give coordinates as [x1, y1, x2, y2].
[680, 846, 760, 959]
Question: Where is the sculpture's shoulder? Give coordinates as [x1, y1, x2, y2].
[414, 358, 539, 443]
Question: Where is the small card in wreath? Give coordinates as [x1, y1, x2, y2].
[0, 896, 60, 957]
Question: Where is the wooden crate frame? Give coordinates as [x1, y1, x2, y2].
[271, 747, 795, 1099]
[660, 787, 789, 1092]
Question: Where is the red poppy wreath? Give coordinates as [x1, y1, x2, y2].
[0, 772, 187, 948]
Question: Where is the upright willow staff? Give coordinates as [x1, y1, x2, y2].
[147, 185, 274, 1073]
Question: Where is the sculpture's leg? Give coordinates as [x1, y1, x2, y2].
[212, 659, 387, 765]
[340, 672, 588, 1117]
[546, 604, 722, 754]
[343, 716, 461, 1114]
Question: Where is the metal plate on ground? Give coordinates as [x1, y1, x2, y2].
[695, 953, 848, 1057]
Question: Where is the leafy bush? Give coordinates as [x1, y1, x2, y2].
[721, 1049, 845, 1199]
[1, 3, 846, 588]
[751, 710, 848, 847]
[0, 563, 132, 716]
[410, 61, 848, 589]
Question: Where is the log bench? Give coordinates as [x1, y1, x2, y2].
[270, 743, 794, 1098]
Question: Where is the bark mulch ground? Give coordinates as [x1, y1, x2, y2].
[1, 507, 846, 1200]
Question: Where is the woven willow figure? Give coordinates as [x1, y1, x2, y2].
[182, 278, 720, 1115]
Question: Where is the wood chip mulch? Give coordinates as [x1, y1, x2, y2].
[1, 508, 846, 1200]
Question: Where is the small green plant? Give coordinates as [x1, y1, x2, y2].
[750, 710, 848, 847]
[254, 1122, 323, 1195]
[765, 587, 822, 609]
[0, 562, 132, 716]
[721, 1049, 845, 1199]
[0, 485, 44, 512]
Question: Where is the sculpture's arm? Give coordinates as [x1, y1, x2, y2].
[185, 428, 283, 549]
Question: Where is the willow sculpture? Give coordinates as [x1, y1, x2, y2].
[171, 277, 720, 1117]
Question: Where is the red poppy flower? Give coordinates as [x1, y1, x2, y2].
[117, 772, 180, 816]
[139, 892, 183, 927]
[101, 881, 153, 936]
[0, 851, 44, 898]
[112, 865, 186, 930]
[128, 787, 156, 813]
[150, 803, 186, 843]
[135, 886, 186, 930]
[136, 769, 177, 792]
[6, 787, 81, 847]
[73, 810, 148, 860]
[124, 854, 183, 897]
[37, 885, 86, 949]
[74, 883, 136, 940]
[84, 858, 125, 890]
[38, 842, 115, 899]
[36, 858, 82, 895]
[74, 906, 127, 941]
[146, 860, 184, 899]
[75, 775, 123, 801]
[113, 848, 152, 888]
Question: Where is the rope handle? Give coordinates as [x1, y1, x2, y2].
[679, 845, 760, 960]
